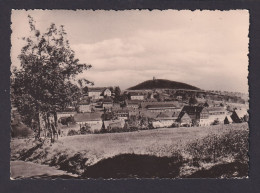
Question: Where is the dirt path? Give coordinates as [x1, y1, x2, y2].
[10, 161, 78, 179]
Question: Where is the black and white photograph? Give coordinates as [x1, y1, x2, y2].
[10, 9, 249, 179]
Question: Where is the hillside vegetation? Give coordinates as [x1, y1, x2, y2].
[11, 123, 248, 178]
[128, 79, 200, 90]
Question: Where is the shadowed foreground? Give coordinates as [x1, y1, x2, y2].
[82, 154, 248, 179]
[83, 154, 183, 179]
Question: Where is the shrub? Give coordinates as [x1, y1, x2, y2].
[185, 128, 249, 164]
[67, 129, 79, 136]
[80, 125, 91, 135]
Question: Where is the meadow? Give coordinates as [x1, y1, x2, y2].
[10, 123, 249, 178]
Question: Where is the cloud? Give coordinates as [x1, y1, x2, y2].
[71, 23, 248, 91]
[11, 10, 249, 92]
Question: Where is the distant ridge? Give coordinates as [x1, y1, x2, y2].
[127, 79, 200, 90]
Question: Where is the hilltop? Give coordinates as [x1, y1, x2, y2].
[127, 79, 200, 90]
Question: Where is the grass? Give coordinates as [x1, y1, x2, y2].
[11, 123, 249, 178]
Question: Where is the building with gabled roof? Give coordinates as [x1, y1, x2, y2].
[224, 116, 233, 124]
[74, 112, 102, 123]
[78, 100, 92, 113]
[179, 106, 204, 120]
[74, 112, 103, 132]
[129, 92, 145, 100]
[152, 112, 177, 128]
[57, 109, 76, 120]
[102, 98, 113, 109]
[126, 100, 141, 109]
[146, 103, 179, 113]
[177, 112, 192, 127]
[104, 120, 125, 130]
[113, 108, 129, 120]
[231, 109, 248, 123]
[179, 105, 227, 126]
[88, 87, 112, 99]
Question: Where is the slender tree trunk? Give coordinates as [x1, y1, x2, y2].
[46, 113, 53, 143]
[43, 115, 48, 138]
[54, 111, 58, 127]
[36, 112, 41, 140]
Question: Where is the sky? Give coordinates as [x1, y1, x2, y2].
[11, 10, 249, 93]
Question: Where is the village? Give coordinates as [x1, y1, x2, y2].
[24, 83, 248, 137]
[9, 10, 250, 180]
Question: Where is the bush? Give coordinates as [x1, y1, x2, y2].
[67, 129, 79, 136]
[185, 128, 249, 164]
[80, 126, 91, 135]
[212, 119, 220, 125]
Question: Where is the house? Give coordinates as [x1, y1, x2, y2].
[126, 100, 140, 109]
[179, 106, 226, 126]
[102, 88, 112, 97]
[224, 116, 233, 124]
[74, 112, 103, 132]
[102, 98, 113, 109]
[146, 104, 179, 113]
[152, 113, 176, 128]
[178, 106, 204, 121]
[57, 111, 76, 120]
[171, 108, 181, 117]
[197, 107, 227, 126]
[113, 109, 129, 120]
[206, 107, 226, 124]
[231, 109, 248, 123]
[88, 87, 104, 99]
[88, 87, 112, 99]
[78, 100, 92, 113]
[177, 112, 192, 127]
[104, 120, 125, 130]
[130, 92, 145, 100]
[56, 106, 76, 120]
[128, 107, 140, 116]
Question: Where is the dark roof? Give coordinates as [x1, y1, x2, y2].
[74, 112, 102, 122]
[225, 116, 233, 122]
[88, 87, 106, 92]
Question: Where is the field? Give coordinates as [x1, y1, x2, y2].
[10, 123, 249, 179]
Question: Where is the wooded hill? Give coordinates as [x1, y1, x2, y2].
[127, 79, 200, 90]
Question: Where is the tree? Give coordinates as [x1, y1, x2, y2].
[114, 86, 121, 102]
[11, 15, 92, 140]
[78, 79, 93, 96]
[189, 96, 198, 106]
